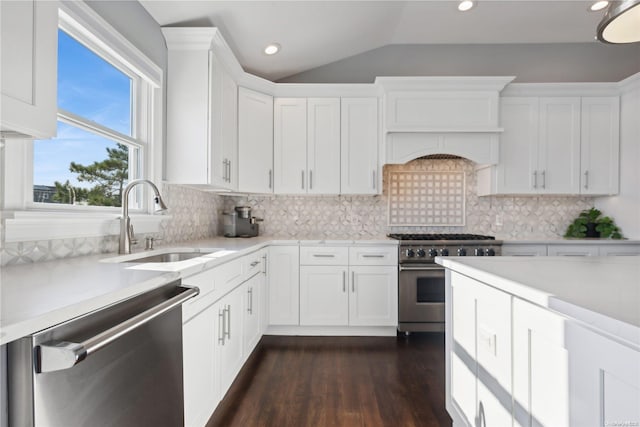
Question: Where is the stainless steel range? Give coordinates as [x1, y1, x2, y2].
[389, 233, 502, 333]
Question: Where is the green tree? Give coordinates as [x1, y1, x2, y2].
[53, 143, 129, 207]
[51, 180, 88, 204]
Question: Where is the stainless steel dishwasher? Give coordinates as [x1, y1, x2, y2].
[7, 281, 198, 427]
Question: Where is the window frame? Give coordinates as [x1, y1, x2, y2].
[1, 1, 164, 242]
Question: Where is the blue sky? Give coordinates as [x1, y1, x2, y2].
[34, 29, 132, 189]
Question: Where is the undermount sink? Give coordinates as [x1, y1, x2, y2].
[122, 252, 210, 263]
[101, 248, 225, 264]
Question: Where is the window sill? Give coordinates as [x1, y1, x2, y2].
[4, 211, 169, 242]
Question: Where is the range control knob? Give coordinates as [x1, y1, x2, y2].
[457, 248, 467, 256]
[475, 248, 485, 256]
[406, 248, 415, 258]
[486, 248, 496, 257]
[428, 248, 438, 257]
[416, 248, 426, 258]
[441, 248, 450, 256]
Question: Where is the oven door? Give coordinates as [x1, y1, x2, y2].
[398, 265, 445, 328]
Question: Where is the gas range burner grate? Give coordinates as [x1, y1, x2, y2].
[388, 233, 496, 241]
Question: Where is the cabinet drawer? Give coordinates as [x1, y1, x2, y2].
[244, 250, 266, 279]
[300, 246, 349, 265]
[598, 244, 640, 256]
[547, 244, 598, 257]
[502, 244, 548, 256]
[349, 246, 398, 265]
[216, 257, 245, 293]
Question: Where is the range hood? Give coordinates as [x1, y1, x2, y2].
[377, 76, 515, 166]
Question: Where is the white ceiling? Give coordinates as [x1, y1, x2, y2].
[140, 1, 610, 81]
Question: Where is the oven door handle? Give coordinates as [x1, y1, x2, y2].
[399, 265, 444, 271]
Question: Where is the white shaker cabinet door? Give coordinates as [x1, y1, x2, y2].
[580, 97, 620, 195]
[274, 98, 308, 194]
[238, 87, 274, 193]
[348, 266, 397, 326]
[341, 98, 379, 195]
[216, 287, 245, 399]
[300, 266, 349, 326]
[0, 0, 57, 139]
[495, 97, 539, 194]
[183, 304, 219, 427]
[513, 298, 571, 427]
[267, 246, 300, 325]
[537, 97, 581, 194]
[242, 274, 262, 358]
[307, 98, 341, 194]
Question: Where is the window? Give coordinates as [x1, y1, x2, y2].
[33, 25, 143, 209]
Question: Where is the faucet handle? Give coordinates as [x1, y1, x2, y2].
[145, 236, 163, 250]
[128, 224, 138, 246]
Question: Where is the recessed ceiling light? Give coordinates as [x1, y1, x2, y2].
[458, 0, 475, 12]
[590, 1, 609, 11]
[264, 43, 280, 55]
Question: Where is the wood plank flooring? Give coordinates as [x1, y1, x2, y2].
[207, 333, 451, 427]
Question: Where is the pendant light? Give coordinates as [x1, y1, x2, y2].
[597, 0, 640, 43]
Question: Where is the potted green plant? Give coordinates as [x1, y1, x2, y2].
[564, 208, 623, 239]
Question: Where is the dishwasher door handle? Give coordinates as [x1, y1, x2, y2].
[37, 286, 199, 373]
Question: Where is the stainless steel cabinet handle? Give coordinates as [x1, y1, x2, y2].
[399, 265, 444, 271]
[584, 170, 589, 190]
[533, 171, 537, 189]
[362, 254, 385, 258]
[218, 309, 225, 345]
[225, 305, 231, 339]
[250, 260, 260, 267]
[372, 170, 376, 189]
[262, 254, 267, 274]
[313, 254, 335, 257]
[541, 170, 546, 189]
[37, 286, 199, 373]
[268, 169, 273, 189]
[351, 271, 355, 292]
[247, 288, 253, 314]
[309, 170, 313, 190]
[227, 161, 232, 183]
[222, 159, 227, 181]
[342, 271, 346, 292]
[301, 170, 305, 189]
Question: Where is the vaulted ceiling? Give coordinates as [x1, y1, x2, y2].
[140, 1, 624, 81]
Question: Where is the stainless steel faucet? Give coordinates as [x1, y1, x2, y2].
[119, 179, 168, 254]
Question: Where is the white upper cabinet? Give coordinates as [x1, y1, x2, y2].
[163, 28, 237, 189]
[238, 87, 274, 193]
[538, 97, 581, 194]
[478, 94, 618, 196]
[0, 0, 57, 139]
[273, 98, 340, 194]
[273, 98, 308, 194]
[341, 98, 379, 194]
[307, 98, 341, 194]
[210, 54, 238, 189]
[580, 97, 620, 195]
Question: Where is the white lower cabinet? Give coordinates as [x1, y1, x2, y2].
[547, 244, 599, 257]
[349, 266, 397, 326]
[298, 246, 398, 328]
[183, 302, 219, 427]
[182, 250, 267, 427]
[448, 271, 640, 427]
[242, 272, 263, 355]
[450, 272, 512, 427]
[503, 242, 640, 257]
[216, 287, 245, 397]
[267, 245, 300, 325]
[300, 266, 349, 325]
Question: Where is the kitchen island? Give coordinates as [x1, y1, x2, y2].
[436, 255, 640, 427]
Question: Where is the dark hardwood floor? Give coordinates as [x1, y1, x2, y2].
[207, 333, 451, 427]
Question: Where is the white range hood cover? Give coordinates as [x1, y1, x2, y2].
[379, 76, 514, 166]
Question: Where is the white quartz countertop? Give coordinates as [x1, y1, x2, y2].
[436, 256, 640, 347]
[0, 236, 397, 345]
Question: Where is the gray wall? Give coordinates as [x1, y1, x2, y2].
[279, 43, 640, 83]
[86, 1, 167, 70]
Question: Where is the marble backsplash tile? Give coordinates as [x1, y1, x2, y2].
[224, 159, 595, 240]
[1, 184, 225, 265]
[1, 159, 595, 265]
